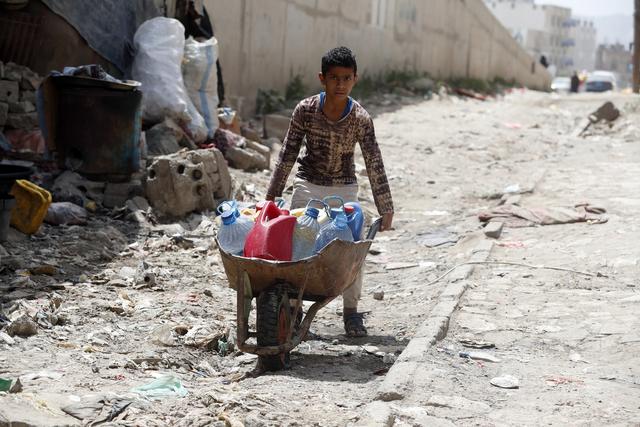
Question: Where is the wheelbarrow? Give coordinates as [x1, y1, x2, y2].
[217, 218, 382, 371]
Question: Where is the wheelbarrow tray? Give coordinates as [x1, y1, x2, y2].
[219, 238, 372, 300]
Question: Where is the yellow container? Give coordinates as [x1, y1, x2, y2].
[9, 180, 52, 234]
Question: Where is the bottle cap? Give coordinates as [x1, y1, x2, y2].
[305, 207, 319, 219]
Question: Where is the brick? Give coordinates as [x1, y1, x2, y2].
[8, 101, 35, 114]
[5, 112, 38, 130]
[0, 102, 7, 127]
[20, 90, 36, 103]
[0, 80, 19, 103]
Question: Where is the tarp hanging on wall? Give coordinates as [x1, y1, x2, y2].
[40, 0, 161, 74]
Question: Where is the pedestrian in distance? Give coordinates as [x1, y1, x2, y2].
[570, 71, 580, 93]
[266, 46, 394, 337]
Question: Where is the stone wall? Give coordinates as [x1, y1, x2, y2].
[205, 0, 551, 113]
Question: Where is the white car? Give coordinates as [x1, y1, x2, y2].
[586, 71, 617, 92]
[551, 77, 571, 93]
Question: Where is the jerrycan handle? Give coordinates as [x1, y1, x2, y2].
[257, 200, 284, 224]
[322, 196, 345, 218]
[305, 199, 326, 211]
[275, 197, 286, 209]
[216, 200, 237, 216]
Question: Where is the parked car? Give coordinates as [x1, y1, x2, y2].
[551, 77, 571, 93]
[586, 71, 617, 92]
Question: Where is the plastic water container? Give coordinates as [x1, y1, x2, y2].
[315, 210, 354, 252]
[216, 201, 253, 255]
[244, 201, 296, 261]
[344, 202, 364, 241]
[291, 200, 323, 261]
[10, 179, 52, 235]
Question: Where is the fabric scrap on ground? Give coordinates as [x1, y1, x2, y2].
[478, 203, 607, 227]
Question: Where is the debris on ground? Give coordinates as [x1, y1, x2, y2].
[478, 203, 607, 227]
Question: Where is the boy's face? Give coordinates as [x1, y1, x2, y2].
[319, 66, 358, 101]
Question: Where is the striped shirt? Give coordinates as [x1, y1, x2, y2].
[266, 95, 394, 215]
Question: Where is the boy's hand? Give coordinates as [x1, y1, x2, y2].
[380, 212, 394, 231]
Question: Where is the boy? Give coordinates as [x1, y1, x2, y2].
[266, 46, 394, 337]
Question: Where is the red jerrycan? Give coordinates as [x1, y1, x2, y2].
[243, 201, 296, 261]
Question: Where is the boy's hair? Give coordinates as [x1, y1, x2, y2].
[321, 46, 357, 75]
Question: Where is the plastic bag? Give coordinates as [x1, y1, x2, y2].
[132, 18, 207, 142]
[183, 36, 220, 138]
[44, 202, 88, 226]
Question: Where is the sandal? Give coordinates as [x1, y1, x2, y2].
[344, 312, 368, 337]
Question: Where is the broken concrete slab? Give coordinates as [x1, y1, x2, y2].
[483, 221, 503, 239]
[145, 119, 195, 157]
[0, 395, 80, 426]
[145, 148, 232, 218]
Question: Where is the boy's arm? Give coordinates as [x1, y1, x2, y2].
[360, 117, 394, 227]
[266, 105, 306, 200]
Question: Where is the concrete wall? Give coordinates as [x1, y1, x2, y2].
[205, 0, 551, 113]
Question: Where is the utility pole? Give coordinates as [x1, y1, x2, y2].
[634, 0, 640, 92]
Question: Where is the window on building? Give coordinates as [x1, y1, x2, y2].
[371, 0, 388, 28]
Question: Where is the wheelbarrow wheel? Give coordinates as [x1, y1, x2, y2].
[256, 284, 291, 371]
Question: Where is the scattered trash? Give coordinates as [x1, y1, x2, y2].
[479, 203, 608, 227]
[459, 351, 501, 363]
[578, 101, 620, 136]
[131, 375, 189, 399]
[44, 202, 89, 226]
[373, 290, 385, 300]
[62, 395, 132, 424]
[458, 337, 495, 349]
[490, 375, 519, 389]
[545, 375, 584, 386]
[385, 262, 419, 271]
[0, 377, 21, 393]
[483, 221, 503, 239]
[0, 331, 15, 345]
[417, 229, 459, 247]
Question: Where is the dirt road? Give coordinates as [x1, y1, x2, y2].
[1, 90, 639, 426]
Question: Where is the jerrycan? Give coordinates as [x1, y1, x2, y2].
[314, 210, 353, 252]
[291, 199, 323, 260]
[244, 200, 297, 261]
[344, 202, 364, 241]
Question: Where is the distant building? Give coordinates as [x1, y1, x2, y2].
[570, 19, 597, 72]
[596, 43, 633, 88]
[485, 0, 596, 76]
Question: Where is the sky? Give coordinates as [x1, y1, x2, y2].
[539, 0, 633, 16]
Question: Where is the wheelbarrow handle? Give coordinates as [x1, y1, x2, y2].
[366, 217, 383, 240]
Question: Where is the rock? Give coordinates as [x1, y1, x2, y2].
[0, 80, 19, 103]
[145, 119, 194, 156]
[0, 396, 79, 426]
[0, 331, 15, 345]
[260, 137, 281, 150]
[264, 114, 290, 140]
[0, 102, 7, 127]
[3, 62, 23, 81]
[126, 196, 150, 212]
[7, 315, 38, 337]
[6, 113, 38, 130]
[20, 69, 42, 91]
[103, 180, 143, 208]
[20, 90, 36, 104]
[240, 125, 261, 142]
[224, 145, 268, 171]
[373, 290, 385, 300]
[145, 148, 232, 218]
[393, 87, 415, 97]
[483, 221, 503, 239]
[490, 375, 519, 389]
[408, 77, 435, 93]
[8, 101, 35, 114]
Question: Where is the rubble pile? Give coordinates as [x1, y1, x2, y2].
[0, 62, 43, 153]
